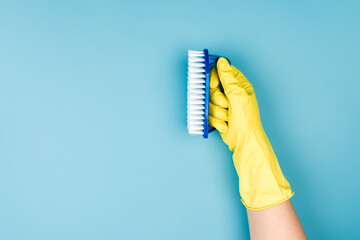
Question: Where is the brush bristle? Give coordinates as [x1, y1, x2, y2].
[187, 50, 206, 135]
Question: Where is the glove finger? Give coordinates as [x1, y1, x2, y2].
[217, 57, 238, 90]
[210, 67, 221, 89]
[217, 57, 254, 95]
[209, 115, 228, 133]
[210, 67, 229, 108]
[209, 102, 228, 121]
[210, 88, 229, 108]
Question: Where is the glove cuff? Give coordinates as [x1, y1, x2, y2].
[232, 130, 293, 210]
[241, 191, 294, 210]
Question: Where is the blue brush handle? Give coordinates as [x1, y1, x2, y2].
[203, 49, 230, 138]
[203, 49, 210, 138]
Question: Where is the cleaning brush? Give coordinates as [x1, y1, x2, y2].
[187, 49, 229, 138]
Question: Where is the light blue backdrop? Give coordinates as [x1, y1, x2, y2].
[0, 1, 359, 239]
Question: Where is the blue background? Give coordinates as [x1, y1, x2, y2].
[0, 1, 359, 239]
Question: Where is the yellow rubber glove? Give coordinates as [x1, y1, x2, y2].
[209, 57, 294, 210]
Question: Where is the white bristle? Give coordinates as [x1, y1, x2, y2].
[188, 56, 205, 62]
[188, 67, 205, 73]
[188, 130, 204, 135]
[188, 50, 204, 56]
[189, 119, 204, 125]
[188, 73, 205, 78]
[189, 62, 205, 68]
[188, 104, 204, 109]
[187, 49, 207, 136]
[187, 114, 204, 120]
[188, 126, 204, 131]
[188, 89, 205, 94]
[188, 94, 205, 99]
[188, 99, 205, 105]
[188, 109, 204, 114]
[187, 83, 205, 88]
[188, 78, 205, 83]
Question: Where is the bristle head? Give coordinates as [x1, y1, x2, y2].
[187, 50, 206, 136]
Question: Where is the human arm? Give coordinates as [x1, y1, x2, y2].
[247, 200, 306, 240]
[209, 58, 306, 239]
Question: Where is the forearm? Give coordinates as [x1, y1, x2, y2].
[233, 131, 293, 210]
[209, 58, 306, 239]
[247, 200, 307, 240]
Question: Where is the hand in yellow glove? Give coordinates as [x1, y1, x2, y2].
[209, 57, 294, 210]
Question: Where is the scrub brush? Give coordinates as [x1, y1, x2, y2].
[187, 49, 229, 138]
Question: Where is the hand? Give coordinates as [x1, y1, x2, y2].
[209, 58, 293, 210]
[209, 58, 262, 152]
